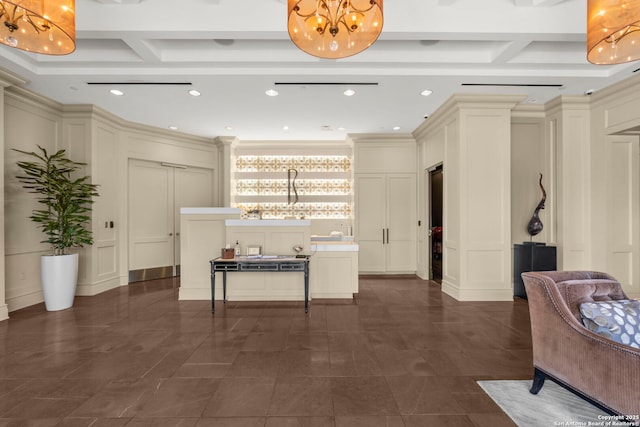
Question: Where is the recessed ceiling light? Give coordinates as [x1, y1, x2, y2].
[110, 89, 124, 96]
[188, 89, 201, 97]
[421, 89, 433, 97]
[265, 89, 279, 97]
[337, 126, 346, 131]
[282, 125, 289, 131]
[168, 126, 178, 130]
[393, 126, 401, 131]
[225, 126, 233, 131]
[343, 89, 356, 97]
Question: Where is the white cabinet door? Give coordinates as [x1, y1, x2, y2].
[386, 174, 417, 272]
[356, 173, 417, 273]
[356, 175, 386, 272]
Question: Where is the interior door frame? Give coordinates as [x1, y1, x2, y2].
[127, 159, 176, 282]
[127, 158, 218, 282]
[428, 163, 443, 281]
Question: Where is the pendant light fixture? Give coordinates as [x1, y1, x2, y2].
[287, 0, 383, 59]
[0, 0, 75, 55]
[587, 0, 640, 64]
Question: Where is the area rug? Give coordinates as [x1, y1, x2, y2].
[478, 380, 610, 426]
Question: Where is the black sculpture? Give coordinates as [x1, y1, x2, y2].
[527, 173, 546, 237]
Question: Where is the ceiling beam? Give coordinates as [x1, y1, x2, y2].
[121, 37, 162, 62]
[93, 0, 143, 3]
[513, 0, 570, 6]
[492, 39, 533, 64]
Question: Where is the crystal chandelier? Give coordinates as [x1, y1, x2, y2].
[587, 0, 640, 64]
[0, 0, 75, 55]
[287, 0, 383, 59]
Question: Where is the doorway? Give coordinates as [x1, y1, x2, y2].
[429, 165, 443, 282]
[128, 159, 214, 282]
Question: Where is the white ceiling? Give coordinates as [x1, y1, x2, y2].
[0, 0, 638, 141]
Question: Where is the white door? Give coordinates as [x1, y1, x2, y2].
[386, 174, 417, 272]
[129, 159, 214, 281]
[129, 160, 174, 279]
[356, 174, 386, 272]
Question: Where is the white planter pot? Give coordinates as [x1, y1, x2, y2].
[40, 253, 79, 311]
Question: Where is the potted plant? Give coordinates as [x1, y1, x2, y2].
[14, 145, 99, 311]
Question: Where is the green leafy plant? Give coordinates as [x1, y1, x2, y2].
[14, 145, 99, 256]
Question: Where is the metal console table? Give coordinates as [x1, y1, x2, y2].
[210, 255, 310, 313]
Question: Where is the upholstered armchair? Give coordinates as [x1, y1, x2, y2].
[521, 270, 640, 417]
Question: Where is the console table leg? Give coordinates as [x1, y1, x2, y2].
[304, 266, 309, 313]
[223, 270, 227, 304]
[211, 271, 216, 313]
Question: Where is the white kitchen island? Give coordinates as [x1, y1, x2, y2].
[178, 208, 358, 304]
[310, 240, 359, 299]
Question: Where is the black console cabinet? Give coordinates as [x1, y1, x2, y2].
[513, 243, 557, 299]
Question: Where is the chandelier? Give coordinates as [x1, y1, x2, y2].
[0, 0, 75, 55]
[587, 0, 640, 64]
[287, 0, 383, 59]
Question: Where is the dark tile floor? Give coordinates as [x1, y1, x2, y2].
[0, 275, 533, 426]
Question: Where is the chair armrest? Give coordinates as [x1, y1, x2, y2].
[523, 272, 640, 416]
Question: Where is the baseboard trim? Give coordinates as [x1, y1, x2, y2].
[76, 276, 126, 296]
[7, 290, 43, 313]
[442, 280, 514, 301]
[359, 274, 418, 279]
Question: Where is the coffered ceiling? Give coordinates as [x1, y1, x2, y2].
[0, 0, 637, 140]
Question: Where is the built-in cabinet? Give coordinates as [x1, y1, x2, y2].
[356, 174, 416, 272]
[310, 248, 358, 298]
[513, 243, 557, 299]
[353, 136, 417, 274]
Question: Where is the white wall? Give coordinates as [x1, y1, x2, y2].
[589, 73, 640, 298]
[0, 71, 23, 320]
[511, 112, 548, 246]
[415, 118, 446, 279]
[415, 77, 640, 300]
[415, 95, 522, 301]
[3, 88, 220, 313]
[4, 89, 66, 311]
[546, 97, 592, 271]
